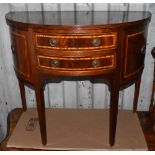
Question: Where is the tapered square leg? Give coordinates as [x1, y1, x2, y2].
[18, 80, 27, 111]
[149, 77, 155, 114]
[133, 78, 141, 112]
[109, 81, 119, 146]
[35, 82, 47, 145]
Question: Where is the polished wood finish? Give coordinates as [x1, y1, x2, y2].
[124, 30, 147, 79]
[18, 80, 27, 111]
[35, 33, 116, 50]
[34, 80, 47, 145]
[133, 78, 141, 112]
[5, 11, 151, 28]
[10, 28, 30, 78]
[38, 54, 115, 71]
[5, 11, 151, 146]
[109, 79, 119, 146]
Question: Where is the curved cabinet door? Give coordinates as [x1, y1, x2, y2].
[123, 26, 148, 80]
[10, 28, 30, 79]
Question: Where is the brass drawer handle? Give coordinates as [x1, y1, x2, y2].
[92, 38, 101, 46]
[49, 38, 57, 46]
[92, 59, 101, 67]
[141, 45, 146, 54]
[50, 59, 59, 67]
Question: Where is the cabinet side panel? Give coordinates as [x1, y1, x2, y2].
[124, 31, 147, 78]
[123, 25, 148, 80]
[10, 28, 30, 78]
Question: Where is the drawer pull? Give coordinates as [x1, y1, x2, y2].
[141, 45, 146, 54]
[92, 60, 101, 67]
[92, 38, 101, 46]
[49, 38, 57, 46]
[50, 60, 59, 67]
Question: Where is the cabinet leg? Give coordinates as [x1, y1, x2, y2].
[109, 81, 119, 146]
[133, 78, 141, 112]
[18, 80, 27, 111]
[35, 82, 47, 145]
[149, 77, 155, 115]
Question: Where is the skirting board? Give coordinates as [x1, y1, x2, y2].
[7, 108, 147, 150]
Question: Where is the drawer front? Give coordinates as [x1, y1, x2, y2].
[37, 54, 115, 71]
[35, 33, 117, 50]
[124, 30, 147, 79]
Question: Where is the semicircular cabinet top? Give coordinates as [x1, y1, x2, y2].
[6, 11, 151, 28]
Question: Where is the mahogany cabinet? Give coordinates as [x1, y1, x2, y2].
[5, 11, 151, 146]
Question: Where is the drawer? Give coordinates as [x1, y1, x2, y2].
[35, 33, 117, 50]
[37, 54, 115, 71]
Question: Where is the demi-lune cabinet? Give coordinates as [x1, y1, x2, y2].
[5, 11, 151, 146]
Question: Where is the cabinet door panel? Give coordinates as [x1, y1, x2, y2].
[10, 29, 30, 78]
[124, 30, 147, 79]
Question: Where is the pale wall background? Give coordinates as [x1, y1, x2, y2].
[0, 3, 155, 142]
